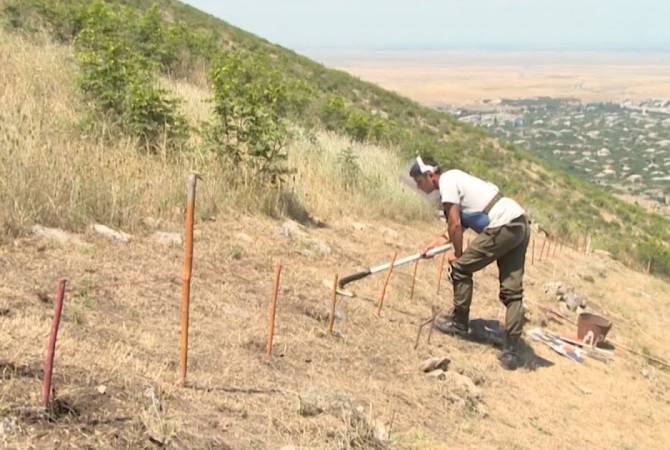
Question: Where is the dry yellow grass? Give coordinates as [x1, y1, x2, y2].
[1, 214, 669, 449]
[0, 29, 428, 241]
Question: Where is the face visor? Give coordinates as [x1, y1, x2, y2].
[399, 157, 442, 209]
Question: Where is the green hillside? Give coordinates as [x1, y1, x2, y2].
[2, 0, 669, 275]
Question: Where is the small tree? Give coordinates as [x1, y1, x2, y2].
[207, 50, 293, 183]
[74, 1, 187, 151]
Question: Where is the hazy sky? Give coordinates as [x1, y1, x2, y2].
[183, 0, 670, 51]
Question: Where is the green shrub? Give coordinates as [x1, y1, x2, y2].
[336, 146, 363, 191]
[207, 50, 293, 183]
[74, 1, 187, 151]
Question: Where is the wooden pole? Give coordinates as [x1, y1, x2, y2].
[42, 279, 66, 409]
[531, 236, 535, 265]
[179, 173, 197, 387]
[328, 273, 339, 335]
[376, 252, 398, 317]
[266, 261, 282, 356]
[408, 259, 419, 302]
[436, 251, 448, 295]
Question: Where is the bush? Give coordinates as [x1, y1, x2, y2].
[206, 50, 293, 183]
[74, 1, 187, 151]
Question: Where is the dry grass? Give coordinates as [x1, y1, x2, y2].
[1, 214, 669, 449]
[0, 29, 429, 241]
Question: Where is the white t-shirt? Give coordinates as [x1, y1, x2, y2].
[438, 169, 525, 229]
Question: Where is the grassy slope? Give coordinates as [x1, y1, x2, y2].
[2, 0, 669, 275]
[1, 3, 670, 449]
[126, 0, 670, 275]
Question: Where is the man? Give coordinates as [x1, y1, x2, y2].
[410, 156, 530, 370]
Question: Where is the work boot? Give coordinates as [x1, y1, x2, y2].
[497, 334, 522, 370]
[434, 312, 469, 338]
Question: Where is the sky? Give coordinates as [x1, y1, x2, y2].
[183, 0, 670, 51]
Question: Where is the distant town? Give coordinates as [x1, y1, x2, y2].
[441, 98, 670, 217]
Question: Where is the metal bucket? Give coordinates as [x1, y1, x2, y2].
[577, 313, 612, 346]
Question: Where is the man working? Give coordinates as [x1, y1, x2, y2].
[409, 156, 530, 370]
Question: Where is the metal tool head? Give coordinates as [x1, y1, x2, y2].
[322, 278, 355, 297]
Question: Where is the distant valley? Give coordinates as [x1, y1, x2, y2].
[305, 49, 670, 215]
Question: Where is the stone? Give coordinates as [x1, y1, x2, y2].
[31, 225, 87, 246]
[427, 369, 447, 380]
[563, 292, 584, 311]
[351, 222, 368, 232]
[0, 417, 18, 440]
[281, 220, 331, 256]
[235, 232, 254, 244]
[91, 224, 131, 243]
[420, 357, 451, 373]
[281, 220, 306, 239]
[372, 419, 390, 443]
[298, 388, 353, 418]
[97, 385, 107, 395]
[443, 372, 481, 400]
[150, 231, 182, 247]
[306, 238, 332, 256]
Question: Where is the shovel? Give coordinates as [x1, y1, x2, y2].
[335, 244, 453, 297]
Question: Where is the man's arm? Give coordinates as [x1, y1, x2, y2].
[444, 202, 463, 257]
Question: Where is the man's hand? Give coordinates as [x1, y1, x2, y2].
[421, 234, 450, 258]
[447, 253, 458, 265]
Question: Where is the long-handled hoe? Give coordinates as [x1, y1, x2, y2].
[332, 244, 453, 297]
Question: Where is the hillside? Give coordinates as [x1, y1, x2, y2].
[1, 1, 670, 449]
[1, 0, 669, 275]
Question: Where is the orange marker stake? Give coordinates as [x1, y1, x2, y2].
[408, 259, 420, 302]
[42, 279, 66, 409]
[179, 173, 197, 387]
[266, 261, 282, 356]
[328, 273, 339, 335]
[376, 252, 398, 317]
[436, 251, 448, 295]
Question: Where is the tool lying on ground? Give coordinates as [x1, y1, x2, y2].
[336, 244, 453, 297]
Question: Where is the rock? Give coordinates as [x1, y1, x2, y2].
[381, 227, 399, 240]
[91, 224, 131, 243]
[150, 231, 182, 247]
[0, 417, 18, 440]
[235, 232, 254, 244]
[351, 222, 368, 232]
[97, 385, 107, 395]
[281, 220, 306, 239]
[305, 238, 331, 256]
[562, 292, 584, 311]
[427, 369, 447, 380]
[371, 419, 390, 443]
[420, 357, 451, 373]
[281, 220, 331, 256]
[298, 388, 353, 418]
[32, 225, 87, 246]
[443, 372, 481, 400]
[543, 281, 565, 299]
